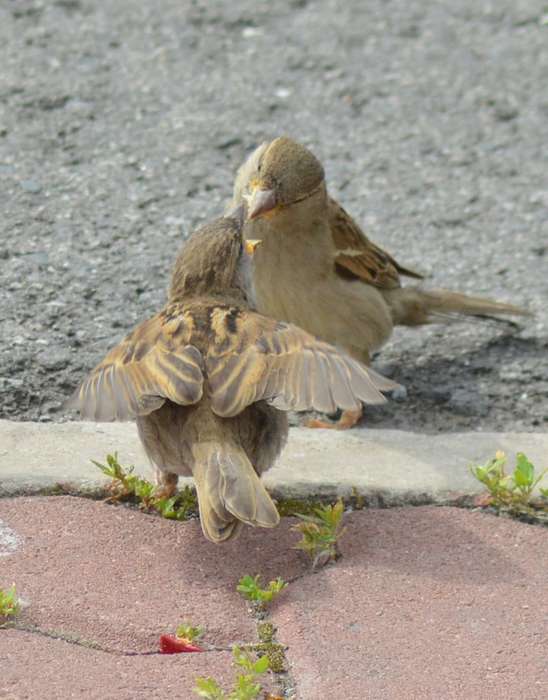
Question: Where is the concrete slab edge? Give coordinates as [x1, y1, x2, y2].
[1, 420, 546, 504]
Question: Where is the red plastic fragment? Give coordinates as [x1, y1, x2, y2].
[159, 634, 203, 654]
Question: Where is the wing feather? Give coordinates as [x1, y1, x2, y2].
[328, 197, 423, 288]
[207, 313, 398, 417]
[67, 311, 204, 421]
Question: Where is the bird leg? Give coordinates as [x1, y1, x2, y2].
[305, 407, 363, 430]
[154, 468, 179, 499]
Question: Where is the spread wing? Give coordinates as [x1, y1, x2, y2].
[328, 197, 423, 289]
[66, 309, 204, 421]
[205, 308, 397, 418]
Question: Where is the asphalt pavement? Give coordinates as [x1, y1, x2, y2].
[1, 0, 547, 430]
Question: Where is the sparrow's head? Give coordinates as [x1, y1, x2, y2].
[169, 209, 261, 303]
[168, 212, 245, 298]
[237, 137, 325, 221]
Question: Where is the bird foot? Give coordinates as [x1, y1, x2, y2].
[153, 471, 179, 500]
[154, 484, 178, 500]
[305, 408, 362, 430]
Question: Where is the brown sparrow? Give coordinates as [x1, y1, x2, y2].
[67, 213, 396, 542]
[230, 136, 530, 429]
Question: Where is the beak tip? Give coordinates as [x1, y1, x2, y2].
[246, 188, 277, 220]
[244, 239, 263, 256]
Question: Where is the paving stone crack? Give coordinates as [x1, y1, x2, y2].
[0, 621, 237, 657]
[241, 598, 299, 700]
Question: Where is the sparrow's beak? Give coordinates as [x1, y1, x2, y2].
[244, 239, 263, 256]
[245, 187, 277, 220]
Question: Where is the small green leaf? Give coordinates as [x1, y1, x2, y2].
[472, 465, 487, 482]
[176, 623, 203, 642]
[252, 655, 269, 674]
[236, 574, 286, 604]
[193, 677, 226, 699]
[514, 453, 535, 487]
[513, 471, 529, 489]
[0, 584, 21, 617]
[232, 646, 254, 672]
[134, 479, 154, 500]
[328, 498, 344, 525]
[229, 675, 261, 700]
[270, 578, 286, 593]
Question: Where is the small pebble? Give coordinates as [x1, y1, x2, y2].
[20, 179, 42, 194]
[242, 26, 263, 38]
[391, 385, 408, 402]
[274, 87, 291, 99]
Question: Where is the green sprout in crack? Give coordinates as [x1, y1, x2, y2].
[292, 498, 346, 568]
[92, 453, 197, 520]
[176, 622, 203, 644]
[0, 585, 20, 618]
[194, 645, 269, 700]
[470, 451, 548, 515]
[153, 491, 197, 521]
[236, 575, 287, 606]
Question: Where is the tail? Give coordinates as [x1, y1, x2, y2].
[191, 442, 280, 544]
[387, 287, 532, 327]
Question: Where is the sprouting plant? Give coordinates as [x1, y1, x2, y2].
[292, 498, 346, 568]
[92, 452, 143, 500]
[176, 623, 203, 644]
[92, 453, 197, 520]
[0, 585, 20, 618]
[159, 621, 204, 653]
[153, 487, 197, 521]
[470, 451, 548, 512]
[194, 646, 269, 700]
[236, 575, 286, 606]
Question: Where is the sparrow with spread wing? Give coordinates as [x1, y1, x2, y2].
[230, 136, 531, 429]
[67, 214, 396, 542]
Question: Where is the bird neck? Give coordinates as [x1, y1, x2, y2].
[169, 276, 246, 306]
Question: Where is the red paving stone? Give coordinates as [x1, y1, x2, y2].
[1, 629, 237, 700]
[272, 507, 548, 700]
[0, 497, 307, 653]
[2, 499, 547, 699]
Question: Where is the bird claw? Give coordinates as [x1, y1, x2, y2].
[153, 469, 178, 500]
[305, 408, 362, 430]
[154, 483, 178, 500]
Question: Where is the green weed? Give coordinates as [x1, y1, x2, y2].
[176, 622, 203, 644]
[292, 497, 346, 568]
[0, 585, 20, 618]
[237, 575, 286, 605]
[92, 453, 196, 520]
[470, 451, 548, 517]
[194, 646, 269, 700]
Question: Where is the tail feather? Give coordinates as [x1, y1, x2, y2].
[389, 288, 532, 327]
[191, 442, 279, 544]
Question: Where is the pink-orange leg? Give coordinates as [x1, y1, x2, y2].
[306, 407, 363, 430]
[154, 469, 179, 499]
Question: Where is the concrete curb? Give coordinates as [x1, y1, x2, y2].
[1, 420, 546, 503]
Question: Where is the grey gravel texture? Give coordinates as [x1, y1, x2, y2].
[1, 0, 547, 431]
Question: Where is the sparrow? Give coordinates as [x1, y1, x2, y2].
[229, 136, 531, 429]
[67, 213, 396, 542]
